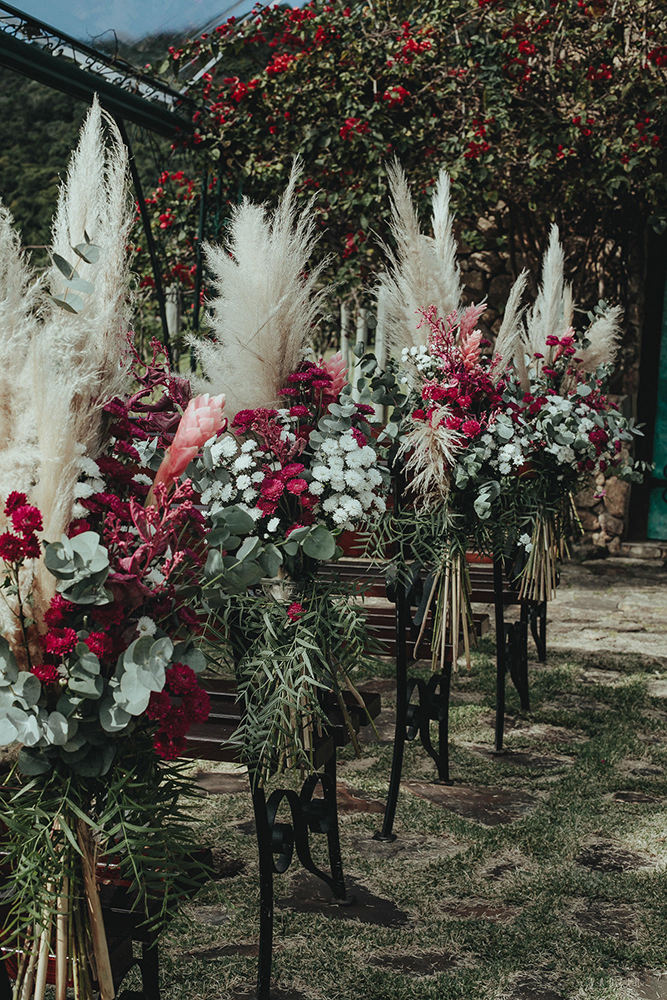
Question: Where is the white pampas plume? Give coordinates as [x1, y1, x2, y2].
[32, 96, 133, 544]
[493, 269, 528, 373]
[397, 407, 463, 507]
[524, 225, 570, 359]
[0, 204, 40, 502]
[379, 162, 462, 359]
[191, 159, 327, 418]
[577, 305, 624, 372]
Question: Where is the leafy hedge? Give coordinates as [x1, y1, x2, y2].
[156, 0, 666, 302]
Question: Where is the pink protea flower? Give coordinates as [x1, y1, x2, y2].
[460, 329, 483, 371]
[320, 351, 348, 398]
[150, 393, 226, 499]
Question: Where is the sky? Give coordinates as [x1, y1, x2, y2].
[7, 0, 258, 43]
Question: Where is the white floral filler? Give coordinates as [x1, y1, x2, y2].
[192, 355, 389, 569]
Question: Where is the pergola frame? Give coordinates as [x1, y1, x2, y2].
[0, 1, 198, 360]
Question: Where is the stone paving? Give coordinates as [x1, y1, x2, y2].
[478, 556, 667, 665]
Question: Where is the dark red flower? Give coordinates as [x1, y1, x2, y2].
[31, 663, 59, 685]
[287, 602, 305, 621]
[43, 628, 78, 657]
[0, 532, 25, 562]
[85, 631, 113, 661]
[4, 492, 27, 516]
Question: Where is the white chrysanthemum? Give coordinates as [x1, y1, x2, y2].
[322, 496, 338, 513]
[233, 454, 253, 471]
[236, 474, 252, 490]
[136, 616, 157, 636]
[312, 465, 331, 482]
[219, 483, 234, 502]
[73, 481, 96, 499]
[309, 481, 325, 496]
[78, 456, 101, 477]
[238, 504, 263, 521]
[72, 502, 87, 519]
[251, 471, 265, 483]
[242, 488, 258, 503]
[321, 438, 340, 454]
[133, 473, 152, 487]
[332, 508, 349, 524]
[268, 517, 280, 532]
[241, 439, 256, 452]
[339, 434, 357, 452]
[211, 436, 238, 462]
[344, 469, 365, 489]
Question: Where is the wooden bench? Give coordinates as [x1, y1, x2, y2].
[0, 681, 381, 1000]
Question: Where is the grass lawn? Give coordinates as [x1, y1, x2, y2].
[133, 634, 667, 1000]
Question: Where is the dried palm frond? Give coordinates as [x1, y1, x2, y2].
[379, 162, 462, 360]
[191, 159, 327, 418]
[397, 407, 463, 506]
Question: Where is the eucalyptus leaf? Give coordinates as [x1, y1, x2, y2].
[69, 674, 103, 700]
[73, 242, 101, 264]
[302, 526, 336, 561]
[172, 641, 206, 674]
[49, 295, 81, 314]
[45, 711, 71, 746]
[63, 275, 94, 294]
[220, 506, 255, 534]
[18, 747, 51, 775]
[13, 672, 41, 707]
[52, 252, 75, 279]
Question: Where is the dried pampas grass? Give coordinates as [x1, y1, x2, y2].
[397, 407, 463, 507]
[0, 96, 133, 617]
[191, 159, 327, 418]
[32, 97, 133, 545]
[379, 162, 463, 360]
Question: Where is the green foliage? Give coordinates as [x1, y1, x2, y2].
[157, 0, 666, 300]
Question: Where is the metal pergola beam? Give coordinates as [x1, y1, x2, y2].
[0, 30, 191, 136]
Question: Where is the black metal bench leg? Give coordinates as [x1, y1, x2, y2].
[251, 780, 274, 1000]
[435, 664, 452, 784]
[493, 556, 507, 754]
[533, 601, 547, 662]
[323, 754, 349, 902]
[375, 577, 409, 843]
[0, 959, 11, 1000]
[140, 937, 160, 1000]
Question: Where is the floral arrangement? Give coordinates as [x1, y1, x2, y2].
[193, 351, 387, 774]
[0, 104, 224, 1000]
[184, 168, 387, 775]
[362, 165, 644, 669]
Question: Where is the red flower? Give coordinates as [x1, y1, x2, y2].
[4, 492, 27, 516]
[461, 419, 482, 439]
[0, 532, 26, 562]
[43, 628, 79, 657]
[44, 595, 75, 628]
[85, 631, 113, 661]
[286, 478, 308, 494]
[166, 663, 199, 696]
[11, 505, 43, 536]
[261, 477, 285, 500]
[287, 602, 305, 621]
[31, 663, 59, 685]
